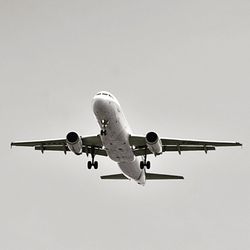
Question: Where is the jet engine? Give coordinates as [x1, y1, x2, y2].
[66, 131, 83, 155]
[146, 132, 162, 155]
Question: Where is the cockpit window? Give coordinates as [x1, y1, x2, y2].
[97, 92, 114, 98]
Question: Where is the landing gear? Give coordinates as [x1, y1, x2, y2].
[87, 147, 98, 169]
[93, 161, 98, 169]
[140, 150, 151, 169]
[87, 160, 99, 169]
[140, 160, 151, 169]
[100, 129, 107, 136]
[140, 161, 144, 169]
[100, 119, 109, 136]
[87, 161, 92, 169]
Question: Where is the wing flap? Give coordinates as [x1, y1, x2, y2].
[34, 145, 107, 156]
[161, 138, 242, 147]
[35, 145, 70, 152]
[133, 145, 216, 156]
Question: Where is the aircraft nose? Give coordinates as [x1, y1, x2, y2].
[93, 96, 109, 115]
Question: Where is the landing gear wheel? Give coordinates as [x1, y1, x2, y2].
[146, 161, 151, 169]
[87, 147, 99, 170]
[93, 161, 98, 169]
[140, 161, 144, 169]
[140, 159, 151, 169]
[87, 161, 92, 169]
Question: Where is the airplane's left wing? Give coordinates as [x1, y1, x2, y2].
[129, 135, 242, 156]
[11, 135, 107, 156]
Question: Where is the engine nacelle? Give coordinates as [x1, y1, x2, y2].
[66, 132, 82, 155]
[146, 132, 162, 155]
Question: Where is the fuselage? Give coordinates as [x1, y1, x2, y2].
[92, 91, 146, 185]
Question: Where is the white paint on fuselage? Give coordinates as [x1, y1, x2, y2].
[92, 91, 146, 185]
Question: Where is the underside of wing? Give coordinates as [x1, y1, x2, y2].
[11, 135, 106, 156]
[129, 135, 242, 156]
[160, 138, 242, 147]
[11, 138, 66, 147]
[34, 145, 107, 156]
[133, 145, 216, 156]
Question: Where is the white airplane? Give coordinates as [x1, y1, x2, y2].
[11, 91, 242, 185]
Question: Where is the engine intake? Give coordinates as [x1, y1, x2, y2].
[146, 132, 162, 155]
[66, 131, 82, 155]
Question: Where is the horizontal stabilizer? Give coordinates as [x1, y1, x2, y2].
[100, 174, 129, 180]
[146, 173, 184, 180]
[100, 173, 184, 180]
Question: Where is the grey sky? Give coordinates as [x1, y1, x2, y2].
[1, 0, 249, 249]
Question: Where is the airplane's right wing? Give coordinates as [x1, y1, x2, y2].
[11, 135, 107, 156]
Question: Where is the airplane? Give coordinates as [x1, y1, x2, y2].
[11, 91, 242, 185]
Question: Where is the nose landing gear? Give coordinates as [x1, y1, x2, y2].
[100, 130, 107, 136]
[100, 119, 109, 136]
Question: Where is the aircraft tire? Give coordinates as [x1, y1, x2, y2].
[87, 161, 92, 169]
[140, 161, 144, 169]
[146, 161, 151, 169]
[94, 161, 98, 169]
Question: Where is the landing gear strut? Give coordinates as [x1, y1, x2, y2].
[140, 149, 151, 169]
[87, 147, 98, 169]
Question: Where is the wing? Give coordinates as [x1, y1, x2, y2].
[129, 135, 242, 156]
[11, 135, 107, 156]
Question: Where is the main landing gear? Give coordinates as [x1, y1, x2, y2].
[87, 160, 98, 169]
[140, 150, 151, 169]
[140, 161, 151, 169]
[100, 119, 109, 136]
[87, 147, 98, 169]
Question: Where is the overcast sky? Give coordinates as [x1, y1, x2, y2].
[1, 0, 249, 249]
